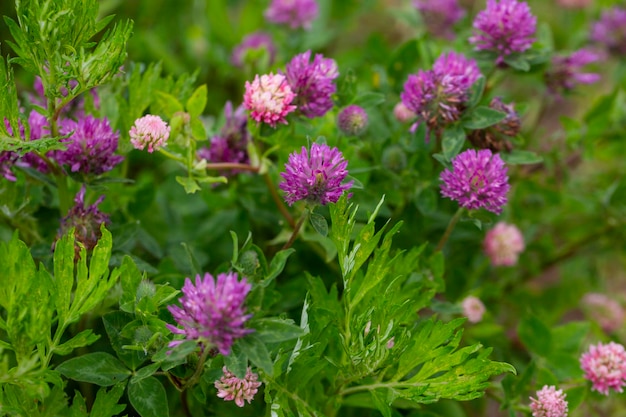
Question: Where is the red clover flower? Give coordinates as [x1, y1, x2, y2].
[461, 296, 486, 323]
[413, 0, 465, 40]
[231, 32, 277, 68]
[243, 73, 297, 127]
[197, 102, 250, 170]
[580, 342, 626, 395]
[546, 49, 601, 95]
[483, 222, 525, 266]
[581, 293, 625, 334]
[265, 0, 319, 30]
[215, 366, 262, 407]
[529, 385, 568, 417]
[591, 7, 626, 56]
[130, 114, 171, 153]
[337, 105, 368, 136]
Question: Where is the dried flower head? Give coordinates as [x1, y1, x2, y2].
[215, 367, 262, 407]
[530, 385, 568, 417]
[413, 0, 465, 40]
[167, 272, 253, 355]
[265, 0, 319, 30]
[243, 73, 297, 127]
[546, 49, 601, 95]
[440, 149, 510, 214]
[591, 7, 626, 56]
[582, 293, 625, 334]
[483, 221, 525, 266]
[337, 105, 368, 136]
[279, 143, 353, 206]
[580, 342, 626, 395]
[285, 50, 339, 118]
[231, 32, 277, 68]
[130, 115, 171, 153]
[58, 186, 110, 252]
[469, 0, 537, 64]
[462, 296, 486, 323]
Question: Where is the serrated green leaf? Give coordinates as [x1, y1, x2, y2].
[54, 329, 100, 356]
[53, 230, 76, 324]
[176, 176, 201, 194]
[252, 318, 306, 343]
[57, 352, 131, 386]
[90, 384, 128, 417]
[128, 376, 169, 417]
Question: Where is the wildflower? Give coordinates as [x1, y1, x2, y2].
[462, 296, 486, 323]
[591, 7, 626, 56]
[279, 143, 353, 206]
[483, 222, 525, 266]
[546, 49, 601, 94]
[215, 366, 262, 407]
[285, 50, 339, 118]
[582, 293, 625, 334]
[468, 97, 519, 152]
[393, 102, 416, 123]
[413, 0, 465, 40]
[529, 385, 568, 417]
[167, 272, 253, 355]
[265, 0, 319, 30]
[337, 105, 368, 136]
[386, 338, 395, 349]
[58, 186, 110, 252]
[469, 0, 537, 64]
[55, 116, 123, 175]
[243, 73, 297, 127]
[130, 115, 171, 153]
[440, 149, 510, 214]
[580, 342, 626, 395]
[231, 32, 277, 68]
[0, 152, 18, 182]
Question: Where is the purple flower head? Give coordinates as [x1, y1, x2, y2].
[433, 52, 481, 92]
[232, 32, 277, 68]
[582, 293, 625, 334]
[215, 366, 262, 407]
[440, 149, 510, 214]
[285, 50, 339, 118]
[546, 49, 601, 94]
[580, 342, 626, 395]
[58, 186, 110, 252]
[130, 114, 171, 153]
[469, 0, 537, 64]
[413, 0, 465, 40]
[337, 105, 368, 136]
[20, 110, 52, 173]
[167, 272, 253, 355]
[54, 116, 123, 175]
[265, 0, 319, 30]
[530, 385, 568, 417]
[243, 73, 297, 127]
[591, 7, 626, 56]
[280, 143, 353, 206]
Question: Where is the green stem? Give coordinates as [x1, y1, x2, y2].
[264, 172, 296, 228]
[282, 209, 309, 250]
[435, 207, 464, 252]
[205, 162, 260, 172]
[158, 148, 186, 164]
[178, 346, 211, 391]
[56, 174, 71, 215]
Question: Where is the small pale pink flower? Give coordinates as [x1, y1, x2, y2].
[130, 115, 171, 153]
[243, 73, 297, 127]
[580, 342, 626, 395]
[393, 102, 416, 123]
[530, 385, 568, 417]
[461, 296, 486, 323]
[582, 293, 625, 333]
[483, 222, 525, 266]
[215, 366, 262, 407]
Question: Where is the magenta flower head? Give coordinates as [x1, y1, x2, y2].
[461, 296, 486, 323]
[130, 115, 171, 153]
[198, 102, 250, 168]
[580, 342, 626, 395]
[231, 32, 277, 68]
[591, 7, 626, 56]
[280, 143, 353, 206]
[167, 272, 253, 355]
[529, 385, 568, 417]
[440, 149, 510, 214]
[265, 0, 319, 30]
[215, 366, 262, 407]
[337, 105, 368, 136]
[582, 293, 625, 334]
[483, 222, 525, 266]
[285, 50, 339, 118]
[55, 116, 123, 175]
[469, 0, 537, 64]
[546, 49, 601, 95]
[243, 73, 297, 128]
[58, 186, 110, 252]
[413, 0, 465, 40]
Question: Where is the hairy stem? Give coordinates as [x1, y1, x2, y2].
[435, 207, 464, 252]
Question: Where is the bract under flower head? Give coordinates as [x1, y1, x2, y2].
[591, 7, 626, 56]
[279, 143, 353, 206]
[580, 342, 626, 395]
[130, 114, 171, 153]
[285, 50, 339, 118]
[469, 0, 537, 64]
[529, 385, 568, 417]
[215, 366, 262, 407]
[265, 0, 319, 30]
[167, 272, 253, 355]
[440, 149, 510, 214]
[243, 73, 297, 127]
[413, 0, 465, 39]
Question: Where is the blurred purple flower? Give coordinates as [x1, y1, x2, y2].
[215, 366, 262, 407]
[483, 221, 525, 266]
[529, 385, 568, 417]
[591, 7, 626, 56]
[337, 105, 368, 136]
[469, 0, 537, 64]
[265, 0, 319, 30]
[546, 49, 601, 94]
[582, 293, 625, 334]
[413, 0, 465, 40]
[167, 272, 253, 355]
[580, 342, 626, 396]
[440, 149, 510, 214]
[231, 32, 277, 68]
[243, 73, 297, 127]
[58, 186, 110, 252]
[285, 50, 339, 118]
[280, 143, 353, 206]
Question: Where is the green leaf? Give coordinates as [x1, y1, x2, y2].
[252, 318, 306, 343]
[467, 77, 486, 109]
[152, 340, 198, 371]
[190, 118, 207, 141]
[238, 334, 273, 376]
[154, 91, 184, 116]
[518, 316, 552, 357]
[351, 91, 386, 108]
[186, 84, 207, 118]
[310, 213, 329, 237]
[57, 352, 131, 386]
[128, 376, 169, 417]
[442, 126, 466, 161]
[175, 176, 201, 194]
[53, 229, 76, 324]
[90, 384, 128, 417]
[132, 363, 161, 383]
[500, 150, 543, 165]
[503, 54, 531, 71]
[263, 248, 295, 285]
[103, 311, 149, 370]
[54, 329, 100, 356]
[462, 106, 507, 130]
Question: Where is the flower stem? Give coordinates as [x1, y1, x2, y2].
[282, 209, 309, 250]
[435, 207, 465, 252]
[56, 174, 71, 215]
[205, 162, 260, 172]
[263, 172, 295, 228]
